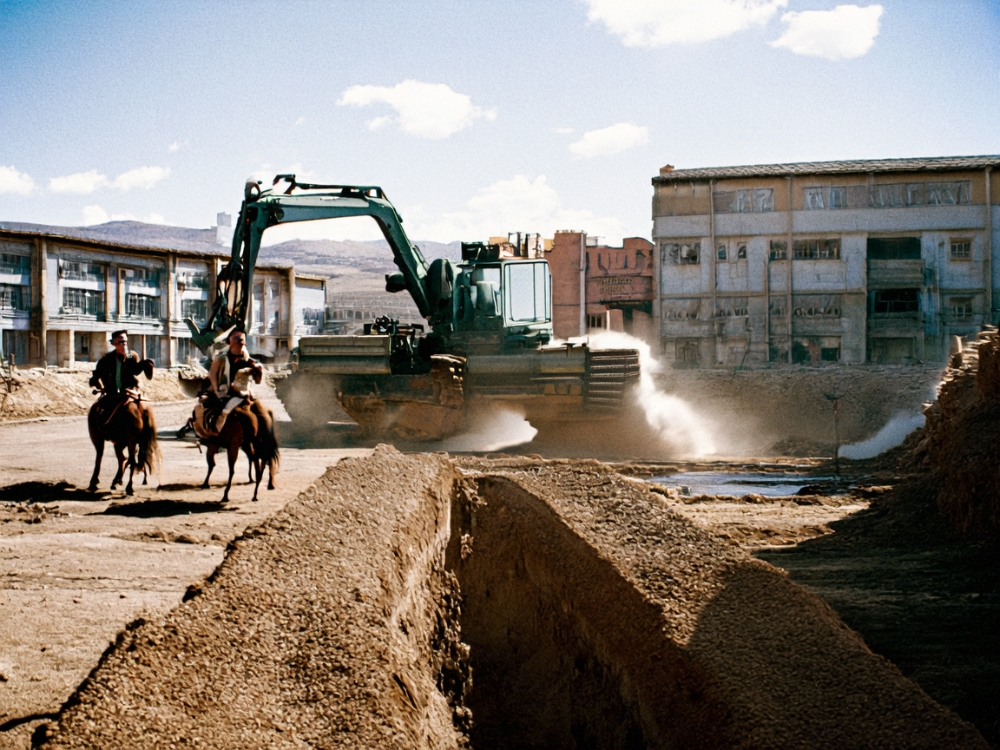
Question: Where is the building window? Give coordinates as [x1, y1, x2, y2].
[121, 267, 159, 285]
[181, 298, 208, 323]
[768, 296, 786, 318]
[804, 187, 825, 210]
[0, 253, 30, 274]
[927, 181, 971, 206]
[821, 347, 840, 362]
[793, 294, 842, 317]
[126, 294, 160, 319]
[675, 339, 700, 366]
[793, 238, 840, 260]
[713, 188, 773, 214]
[587, 314, 606, 329]
[717, 245, 726, 261]
[871, 289, 919, 314]
[737, 243, 747, 259]
[0, 284, 30, 311]
[715, 297, 749, 317]
[868, 237, 921, 260]
[829, 187, 847, 209]
[948, 296, 973, 320]
[769, 240, 787, 261]
[61, 287, 105, 317]
[176, 272, 209, 290]
[950, 239, 971, 260]
[662, 242, 700, 265]
[59, 261, 104, 281]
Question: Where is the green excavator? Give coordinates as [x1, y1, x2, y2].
[190, 174, 640, 441]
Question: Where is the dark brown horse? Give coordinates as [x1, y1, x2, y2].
[88, 394, 161, 495]
[200, 398, 279, 502]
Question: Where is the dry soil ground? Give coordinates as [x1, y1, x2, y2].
[0, 378, 995, 747]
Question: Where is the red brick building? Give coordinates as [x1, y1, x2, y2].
[548, 231, 655, 341]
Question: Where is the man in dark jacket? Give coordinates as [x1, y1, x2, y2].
[90, 330, 154, 420]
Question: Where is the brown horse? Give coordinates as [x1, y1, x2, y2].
[200, 398, 279, 502]
[88, 394, 161, 495]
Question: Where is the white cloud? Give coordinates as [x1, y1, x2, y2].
[50, 169, 109, 194]
[81, 205, 109, 225]
[569, 122, 649, 158]
[0, 165, 36, 195]
[50, 166, 170, 194]
[771, 4, 883, 60]
[112, 166, 170, 191]
[337, 79, 496, 139]
[584, 0, 787, 46]
[168, 141, 182, 152]
[82, 205, 167, 226]
[404, 175, 627, 244]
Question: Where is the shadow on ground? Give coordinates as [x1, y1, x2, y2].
[97, 499, 234, 518]
[757, 479, 1000, 746]
[0, 481, 109, 504]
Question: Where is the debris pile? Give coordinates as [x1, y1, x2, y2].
[0, 367, 188, 422]
[919, 327, 1000, 537]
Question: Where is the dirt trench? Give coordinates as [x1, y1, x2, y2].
[32, 450, 988, 749]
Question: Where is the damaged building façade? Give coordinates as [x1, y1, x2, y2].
[0, 220, 326, 367]
[652, 155, 1000, 367]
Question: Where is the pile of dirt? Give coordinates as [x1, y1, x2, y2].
[0, 367, 190, 422]
[917, 327, 1000, 537]
[34, 450, 987, 748]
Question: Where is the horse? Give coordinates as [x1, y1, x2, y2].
[199, 398, 280, 503]
[88, 392, 161, 495]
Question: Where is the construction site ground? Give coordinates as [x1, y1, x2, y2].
[0, 370, 995, 748]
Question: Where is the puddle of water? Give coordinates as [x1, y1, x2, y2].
[647, 472, 839, 498]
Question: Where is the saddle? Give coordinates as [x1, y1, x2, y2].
[190, 394, 255, 440]
[94, 389, 141, 435]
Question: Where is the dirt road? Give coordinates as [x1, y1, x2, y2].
[0, 398, 368, 748]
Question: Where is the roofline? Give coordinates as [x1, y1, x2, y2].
[652, 155, 1000, 184]
[0, 226, 229, 259]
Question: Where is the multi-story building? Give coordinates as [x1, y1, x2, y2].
[0, 222, 325, 366]
[548, 231, 655, 341]
[652, 156, 1000, 367]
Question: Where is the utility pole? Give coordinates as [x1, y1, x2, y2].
[824, 393, 844, 474]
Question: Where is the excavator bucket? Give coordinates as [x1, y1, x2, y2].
[185, 319, 235, 355]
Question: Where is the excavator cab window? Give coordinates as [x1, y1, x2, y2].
[503, 261, 551, 323]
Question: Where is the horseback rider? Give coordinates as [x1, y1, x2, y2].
[207, 329, 263, 432]
[89, 330, 154, 425]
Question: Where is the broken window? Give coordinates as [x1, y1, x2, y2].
[715, 297, 749, 318]
[870, 183, 907, 208]
[793, 238, 840, 260]
[61, 287, 105, 317]
[804, 188, 825, 209]
[712, 188, 773, 214]
[948, 296, 973, 320]
[793, 294, 842, 317]
[769, 240, 787, 261]
[821, 347, 840, 362]
[927, 181, 971, 206]
[0, 284, 29, 311]
[829, 187, 847, 209]
[717, 245, 726, 261]
[737, 243, 747, 259]
[871, 288, 919, 314]
[675, 339, 700, 366]
[768, 296, 787, 318]
[662, 242, 700, 265]
[662, 298, 701, 321]
[950, 239, 971, 260]
[126, 293, 160, 319]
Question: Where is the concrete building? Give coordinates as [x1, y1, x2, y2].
[0, 223, 325, 367]
[549, 231, 655, 341]
[652, 156, 1000, 367]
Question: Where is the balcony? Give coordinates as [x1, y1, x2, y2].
[867, 259, 924, 288]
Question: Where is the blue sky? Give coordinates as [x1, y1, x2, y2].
[1, 0, 998, 245]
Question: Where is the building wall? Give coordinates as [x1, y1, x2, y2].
[0, 230, 320, 367]
[653, 163, 999, 367]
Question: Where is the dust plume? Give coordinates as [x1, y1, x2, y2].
[438, 404, 538, 452]
[839, 412, 924, 459]
[587, 331, 716, 457]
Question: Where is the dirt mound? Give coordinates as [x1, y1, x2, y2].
[918, 327, 1000, 537]
[34, 451, 987, 749]
[0, 368, 189, 423]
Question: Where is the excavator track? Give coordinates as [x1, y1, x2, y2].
[584, 349, 641, 412]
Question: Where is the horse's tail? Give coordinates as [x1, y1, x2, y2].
[255, 403, 280, 478]
[137, 403, 162, 479]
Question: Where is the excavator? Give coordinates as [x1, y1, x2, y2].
[189, 175, 640, 442]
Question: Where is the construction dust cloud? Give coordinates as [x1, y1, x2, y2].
[839, 412, 925, 459]
[587, 331, 716, 457]
[438, 404, 538, 452]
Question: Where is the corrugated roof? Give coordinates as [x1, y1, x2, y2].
[653, 155, 1000, 183]
[0, 221, 229, 258]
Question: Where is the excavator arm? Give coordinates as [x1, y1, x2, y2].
[189, 175, 433, 353]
